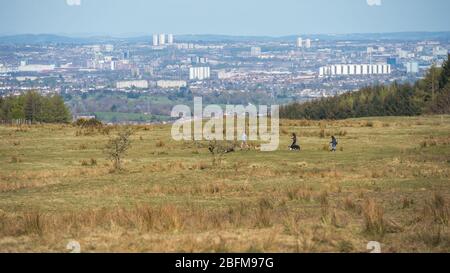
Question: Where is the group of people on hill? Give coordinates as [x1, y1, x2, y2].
[239, 132, 338, 152]
[289, 133, 338, 152]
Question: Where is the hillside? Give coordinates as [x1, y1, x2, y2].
[0, 116, 449, 252]
[281, 54, 450, 120]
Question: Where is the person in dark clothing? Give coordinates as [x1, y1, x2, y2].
[330, 136, 338, 152]
[290, 133, 301, 151]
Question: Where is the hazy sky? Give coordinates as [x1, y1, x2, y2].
[1, 0, 450, 36]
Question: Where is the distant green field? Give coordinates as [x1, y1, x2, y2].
[0, 115, 449, 252]
[65, 91, 191, 123]
[93, 112, 171, 123]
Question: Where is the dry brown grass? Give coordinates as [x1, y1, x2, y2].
[424, 193, 449, 225]
[1, 116, 449, 252]
[343, 196, 361, 214]
[0, 202, 295, 239]
[155, 139, 165, 148]
[420, 136, 450, 148]
[285, 186, 313, 202]
[362, 199, 386, 236]
[9, 156, 22, 163]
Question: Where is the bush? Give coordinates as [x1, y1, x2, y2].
[73, 118, 103, 128]
[105, 127, 133, 171]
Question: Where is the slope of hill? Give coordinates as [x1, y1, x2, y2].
[281, 54, 450, 120]
[0, 116, 449, 252]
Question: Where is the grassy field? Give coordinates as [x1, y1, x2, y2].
[0, 115, 449, 253]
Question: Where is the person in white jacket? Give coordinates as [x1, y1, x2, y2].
[241, 132, 248, 149]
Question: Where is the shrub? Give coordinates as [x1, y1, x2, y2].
[73, 118, 103, 128]
[105, 127, 133, 171]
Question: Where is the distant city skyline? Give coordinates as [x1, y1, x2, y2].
[1, 0, 450, 36]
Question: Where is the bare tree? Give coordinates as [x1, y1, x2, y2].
[105, 127, 133, 170]
[208, 140, 235, 166]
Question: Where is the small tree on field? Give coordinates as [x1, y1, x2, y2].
[208, 140, 235, 167]
[105, 127, 133, 170]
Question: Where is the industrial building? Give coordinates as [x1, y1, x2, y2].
[17, 64, 55, 72]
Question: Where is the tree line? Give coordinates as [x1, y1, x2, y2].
[0, 91, 72, 123]
[280, 54, 450, 120]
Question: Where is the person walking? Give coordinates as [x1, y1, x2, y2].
[291, 133, 297, 149]
[241, 132, 248, 150]
[330, 136, 338, 152]
[290, 133, 300, 150]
